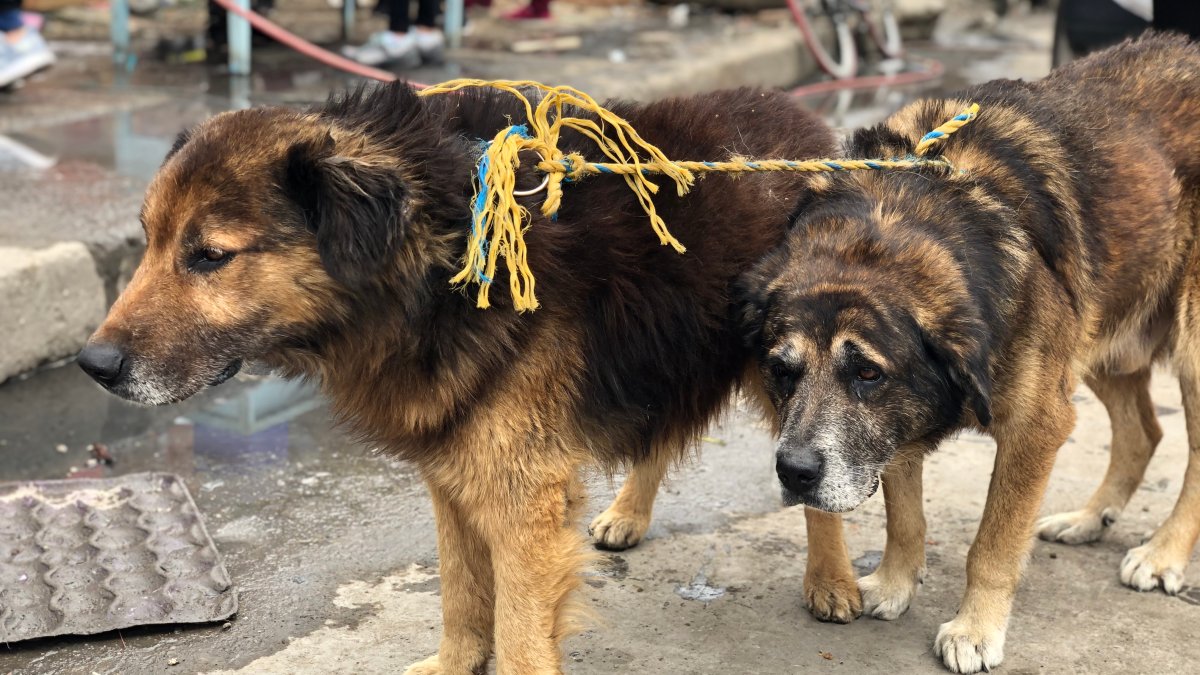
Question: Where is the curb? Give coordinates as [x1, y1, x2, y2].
[617, 28, 815, 101]
[0, 243, 106, 383]
[452, 24, 818, 102]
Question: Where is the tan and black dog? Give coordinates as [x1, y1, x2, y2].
[735, 33, 1200, 674]
[75, 85, 833, 673]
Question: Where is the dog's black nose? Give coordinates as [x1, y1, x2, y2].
[77, 342, 127, 386]
[777, 450, 823, 493]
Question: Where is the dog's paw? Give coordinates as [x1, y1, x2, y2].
[1120, 541, 1188, 594]
[589, 507, 650, 551]
[1035, 507, 1118, 544]
[934, 617, 1006, 674]
[804, 569, 863, 624]
[857, 569, 920, 620]
[403, 655, 442, 675]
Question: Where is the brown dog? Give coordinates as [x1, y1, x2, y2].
[76, 84, 833, 673]
[735, 33, 1200, 674]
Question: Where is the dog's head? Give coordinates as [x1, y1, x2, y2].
[78, 89, 462, 405]
[738, 205, 991, 512]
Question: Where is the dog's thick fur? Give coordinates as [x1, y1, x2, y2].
[738, 33, 1200, 674]
[80, 84, 833, 672]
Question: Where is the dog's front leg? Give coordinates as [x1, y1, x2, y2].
[934, 399, 1074, 674]
[803, 507, 862, 623]
[405, 483, 496, 675]
[858, 446, 927, 620]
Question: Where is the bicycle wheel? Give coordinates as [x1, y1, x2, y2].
[787, 0, 858, 80]
[859, 0, 903, 59]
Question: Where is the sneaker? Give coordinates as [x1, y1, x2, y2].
[413, 28, 445, 64]
[342, 30, 419, 68]
[0, 28, 55, 90]
[503, 4, 550, 20]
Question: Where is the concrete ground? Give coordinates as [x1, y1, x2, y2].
[5, 4, 1197, 675]
[2, 365, 1198, 674]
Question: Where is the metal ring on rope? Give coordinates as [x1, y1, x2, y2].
[512, 174, 551, 197]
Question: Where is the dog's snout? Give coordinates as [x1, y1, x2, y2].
[776, 449, 823, 493]
[77, 342, 127, 387]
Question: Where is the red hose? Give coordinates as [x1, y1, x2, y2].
[790, 55, 944, 97]
[785, 0, 857, 79]
[208, 0, 423, 86]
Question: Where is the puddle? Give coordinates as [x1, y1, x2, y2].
[0, 98, 222, 181]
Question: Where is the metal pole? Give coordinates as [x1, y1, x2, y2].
[445, 0, 464, 50]
[228, 0, 252, 76]
[342, 0, 356, 43]
[109, 0, 130, 67]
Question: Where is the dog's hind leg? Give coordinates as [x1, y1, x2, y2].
[1037, 368, 1161, 545]
[1120, 363, 1200, 594]
[404, 483, 496, 675]
[858, 445, 927, 620]
[589, 448, 671, 551]
[803, 507, 862, 623]
[483, 468, 591, 674]
[934, 372, 1074, 674]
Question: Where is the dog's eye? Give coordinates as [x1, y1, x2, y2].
[190, 248, 235, 273]
[770, 362, 802, 391]
[856, 366, 883, 382]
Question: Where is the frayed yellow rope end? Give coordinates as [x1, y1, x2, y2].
[422, 79, 692, 311]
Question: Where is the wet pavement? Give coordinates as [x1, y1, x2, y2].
[5, 5, 1199, 674]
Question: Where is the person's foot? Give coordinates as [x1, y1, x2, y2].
[503, 4, 550, 20]
[413, 28, 445, 64]
[0, 27, 55, 90]
[342, 30, 419, 67]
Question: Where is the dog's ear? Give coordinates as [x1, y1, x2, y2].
[284, 133, 409, 287]
[164, 128, 192, 163]
[949, 347, 992, 428]
[921, 327, 992, 428]
[733, 263, 777, 352]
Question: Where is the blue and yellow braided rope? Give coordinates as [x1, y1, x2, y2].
[914, 103, 979, 156]
[418, 79, 979, 312]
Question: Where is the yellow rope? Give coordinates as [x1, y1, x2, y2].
[914, 103, 979, 156]
[417, 79, 979, 312]
[537, 156, 952, 178]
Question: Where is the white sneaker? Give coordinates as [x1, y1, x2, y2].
[342, 31, 419, 68]
[413, 28, 445, 64]
[0, 28, 55, 89]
